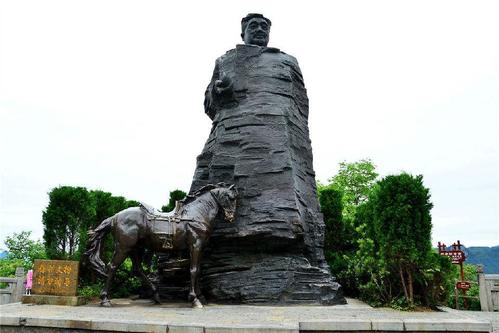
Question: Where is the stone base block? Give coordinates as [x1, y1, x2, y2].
[22, 295, 86, 306]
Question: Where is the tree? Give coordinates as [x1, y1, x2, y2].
[351, 191, 393, 305]
[372, 173, 433, 306]
[42, 186, 95, 260]
[327, 159, 378, 222]
[4, 231, 46, 267]
[319, 188, 344, 253]
[86, 190, 139, 264]
[41, 185, 143, 296]
[319, 188, 357, 293]
[318, 159, 378, 295]
[161, 189, 187, 212]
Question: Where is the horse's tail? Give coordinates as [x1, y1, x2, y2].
[84, 216, 114, 278]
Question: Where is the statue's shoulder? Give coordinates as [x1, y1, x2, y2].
[280, 51, 298, 63]
[263, 47, 299, 65]
[272, 49, 300, 69]
[216, 48, 237, 62]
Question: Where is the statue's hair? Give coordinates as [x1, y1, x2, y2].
[241, 13, 271, 37]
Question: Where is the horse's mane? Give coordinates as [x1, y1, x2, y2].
[180, 183, 227, 206]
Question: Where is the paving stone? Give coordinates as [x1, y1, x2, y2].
[403, 318, 492, 332]
[300, 319, 372, 331]
[204, 325, 298, 333]
[90, 320, 167, 332]
[371, 319, 404, 331]
[0, 316, 19, 326]
[168, 324, 204, 333]
[91, 320, 131, 332]
[124, 321, 166, 333]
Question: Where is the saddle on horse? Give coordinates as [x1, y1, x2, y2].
[139, 202, 182, 250]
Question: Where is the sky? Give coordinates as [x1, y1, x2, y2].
[0, 0, 498, 247]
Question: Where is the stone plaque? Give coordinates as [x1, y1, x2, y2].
[32, 259, 79, 296]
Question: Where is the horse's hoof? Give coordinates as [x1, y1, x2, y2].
[192, 298, 203, 309]
[100, 300, 112, 307]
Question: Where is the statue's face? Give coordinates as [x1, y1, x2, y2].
[243, 18, 270, 47]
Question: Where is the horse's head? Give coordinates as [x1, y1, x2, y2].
[213, 184, 238, 223]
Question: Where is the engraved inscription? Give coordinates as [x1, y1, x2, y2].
[32, 259, 79, 296]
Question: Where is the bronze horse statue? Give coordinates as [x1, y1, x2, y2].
[84, 183, 237, 308]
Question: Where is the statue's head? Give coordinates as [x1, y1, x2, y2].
[241, 13, 271, 47]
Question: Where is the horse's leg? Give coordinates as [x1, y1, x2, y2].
[195, 283, 206, 304]
[130, 250, 161, 304]
[100, 247, 128, 307]
[189, 240, 203, 308]
[194, 251, 206, 304]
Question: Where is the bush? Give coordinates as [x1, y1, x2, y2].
[161, 190, 187, 212]
[4, 231, 46, 266]
[111, 258, 142, 298]
[1, 231, 47, 287]
[345, 173, 453, 309]
[416, 252, 455, 307]
[319, 160, 378, 296]
[0, 258, 26, 288]
[78, 282, 103, 299]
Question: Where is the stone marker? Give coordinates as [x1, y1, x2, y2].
[32, 259, 79, 296]
[22, 259, 85, 306]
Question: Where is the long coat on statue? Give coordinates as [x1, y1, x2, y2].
[188, 44, 344, 304]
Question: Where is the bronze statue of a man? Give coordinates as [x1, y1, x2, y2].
[186, 13, 344, 305]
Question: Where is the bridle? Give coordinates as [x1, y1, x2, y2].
[210, 189, 235, 219]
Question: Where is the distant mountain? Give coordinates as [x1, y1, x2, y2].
[465, 246, 499, 274]
[0, 250, 8, 259]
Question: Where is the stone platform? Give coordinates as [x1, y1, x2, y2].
[0, 298, 494, 333]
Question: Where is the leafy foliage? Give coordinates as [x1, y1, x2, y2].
[42, 186, 95, 260]
[0, 259, 26, 278]
[318, 159, 378, 295]
[42, 186, 139, 262]
[78, 261, 142, 299]
[4, 231, 46, 266]
[86, 190, 138, 265]
[112, 258, 142, 297]
[373, 173, 433, 305]
[41, 186, 142, 296]
[161, 189, 187, 212]
[77, 282, 103, 299]
[1, 231, 47, 288]
[320, 161, 453, 309]
[327, 159, 378, 221]
[0, 258, 26, 288]
[319, 188, 356, 293]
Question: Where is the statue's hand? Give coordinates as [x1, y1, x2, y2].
[214, 72, 233, 95]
